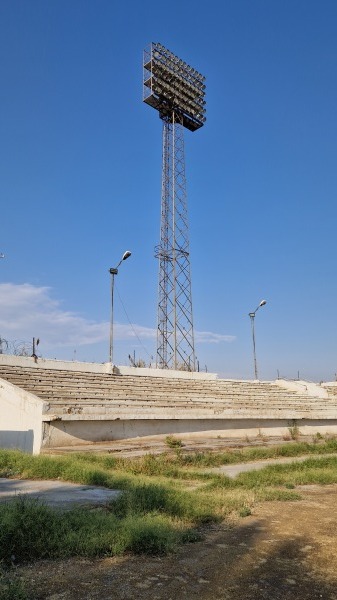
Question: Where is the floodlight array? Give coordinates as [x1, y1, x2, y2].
[143, 42, 206, 132]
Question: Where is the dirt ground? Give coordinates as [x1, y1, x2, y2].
[13, 483, 337, 600]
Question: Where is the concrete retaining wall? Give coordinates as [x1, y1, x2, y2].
[42, 417, 337, 447]
[0, 378, 44, 454]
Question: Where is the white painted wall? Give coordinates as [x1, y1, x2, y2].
[0, 378, 45, 454]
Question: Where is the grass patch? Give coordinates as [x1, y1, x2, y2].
[233, 455, 337, 489]
[1, 442, 337, 565]
[0, 495, 192, 565]
[106, 439, 337, 474]
[0, 571, 29, 600]
[257, 488, 302, 501]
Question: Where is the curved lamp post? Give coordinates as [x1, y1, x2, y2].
[109, 250, 131, 365]
[249, 299, 266, 380]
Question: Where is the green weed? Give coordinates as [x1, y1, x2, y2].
[0, 574, 29, 600]
[288, 420, 300, 441]
[1, 442, 337, 565]
[257, 488, 302, 501]
[165, 435, 184, 449]
[238, 506, 252, 517]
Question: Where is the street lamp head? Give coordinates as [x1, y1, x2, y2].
[122, 250, 131, 261]
[250, 298, 267, 317]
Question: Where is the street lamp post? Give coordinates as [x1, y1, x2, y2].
[249, 299, 267, 380]
[109, 250, 131, 365]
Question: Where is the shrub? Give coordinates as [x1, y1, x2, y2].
[165, 435, 184, 449]
[288, 420, 300, 441]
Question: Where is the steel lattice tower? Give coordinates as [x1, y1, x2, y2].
[143, 43, 206, 370]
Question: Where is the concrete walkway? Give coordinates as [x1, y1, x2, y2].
[214, 453, 337, 478]
[0, 478, 120, 508]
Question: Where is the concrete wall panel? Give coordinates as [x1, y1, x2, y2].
[42, 418, 337, 447]
[0, 378, 44, 454]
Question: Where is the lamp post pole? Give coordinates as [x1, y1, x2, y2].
[249, 300, 266, 380]
[109, 251, 131, 365]
[0, 254, 4, 355]
[109, 267, 117, 365]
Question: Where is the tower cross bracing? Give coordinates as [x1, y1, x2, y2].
[143, 42, 206, 370]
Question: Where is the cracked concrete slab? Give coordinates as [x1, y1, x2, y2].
[0, 478, 121, 508]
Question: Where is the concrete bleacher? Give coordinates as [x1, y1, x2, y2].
[321, 382, 337, 398]
[1, 355, 337, 454]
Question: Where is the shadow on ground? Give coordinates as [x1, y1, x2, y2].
[9, 485, 337, 599]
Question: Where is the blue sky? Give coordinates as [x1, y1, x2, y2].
[1, 0, 337, 381]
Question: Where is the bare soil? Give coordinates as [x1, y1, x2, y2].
[14, 484, 337, 600]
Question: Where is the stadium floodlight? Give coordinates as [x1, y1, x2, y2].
[143, 42, 206, 132]
[143, 43, 206, 371]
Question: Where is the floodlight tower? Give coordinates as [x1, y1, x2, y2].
[143, 42, 206, 370]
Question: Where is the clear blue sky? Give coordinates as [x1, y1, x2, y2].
[1, 0, 337, 381]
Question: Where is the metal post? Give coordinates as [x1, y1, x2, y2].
[249, 312, 258, 379]
[248, 300, 267, 381]
[0, 254, 4, 357]
[109, 268, 118, 365]
[108, 251, 131, 366]
[155, 114, 195, 370]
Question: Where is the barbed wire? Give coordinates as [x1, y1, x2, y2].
[0, 337, 35, 356]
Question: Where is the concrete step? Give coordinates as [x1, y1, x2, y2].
[0, 365, 332, 420]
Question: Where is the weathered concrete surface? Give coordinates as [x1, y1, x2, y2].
[0, 478, 120, 508]
[274, 378, 329, 399]
[213, 453, 337, 478]
[0, 378, 44, 454]
[2, 355, 337, 455]
[0, 353, 217, 380]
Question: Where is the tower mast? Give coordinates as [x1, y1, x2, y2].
[143, 43, 206, 370]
